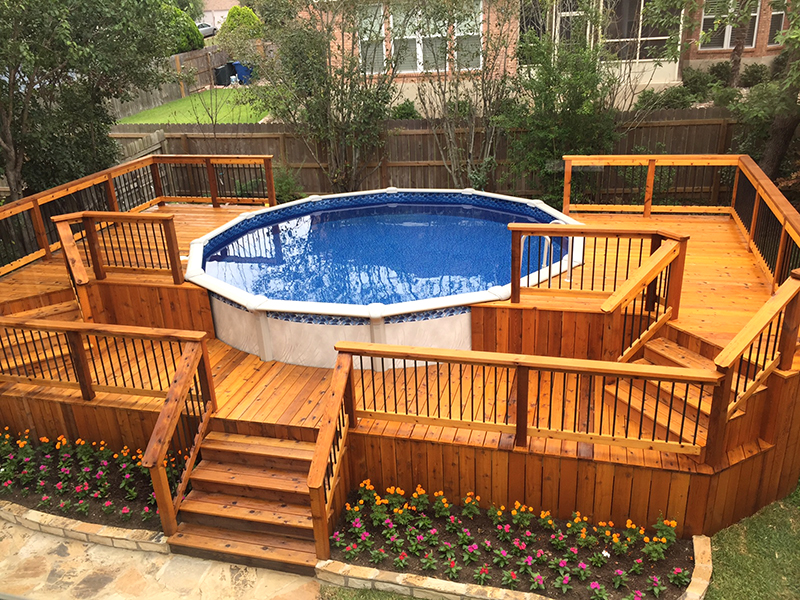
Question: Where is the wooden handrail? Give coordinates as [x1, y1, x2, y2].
[0, 317, 207, 343]
[51, 211, 177, 224]
[715, 270, 800, 369]
[334, 342, 723, 384]
[564, 154, 744, 167]
[507, 223, 686, 242]
[55, 221, 90, 285]
[141, 341, 204, 468]
[600, 240, 680, 313]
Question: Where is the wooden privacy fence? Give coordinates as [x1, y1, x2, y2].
[0, 154, 277, 277]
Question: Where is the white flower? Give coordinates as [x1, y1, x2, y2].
[602, 550, 610, 558]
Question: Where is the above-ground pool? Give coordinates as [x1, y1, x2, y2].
[186, 188, 579, 367]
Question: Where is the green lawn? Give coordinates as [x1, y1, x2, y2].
[118, 88, 267, 124]
[706, 482, 800, 600]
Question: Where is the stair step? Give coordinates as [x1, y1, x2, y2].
[644, 338, 718, 371]
[168, 523, 317, 575]
[604, 379, 708, 445]
[6, 300, 81, 321]
[201, 431, 315, 470]
[630, 359, 713, 418]
[189, 460, 310, 504]
[180, 490, 314, 538]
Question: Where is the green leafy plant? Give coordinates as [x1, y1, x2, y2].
[389, 99, 421, 120]
[473, 563, 491, 585]
[740, 63, 770, 88]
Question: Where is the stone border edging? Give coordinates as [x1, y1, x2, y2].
[316, 535, 712, 600]
[0, 499, 168, 554]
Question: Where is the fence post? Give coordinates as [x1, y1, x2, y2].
[29, 198, 52, 259]
[643, 159, 656, 218]
[515, 366, 529, 448]
[778, 270, 800, 370]
[510, 230, 522, 303]
[205, 157, 220, 207]
[263, 157, 277, 207]
[705, 368, 733, 468]
[65, 331, 95, 402]
[175, 55, 186, 98]
[105, 174, 120, 212]
[83, 217, 106, 280]
[562, 160, 572, 215]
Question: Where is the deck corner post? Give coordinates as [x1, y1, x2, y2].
[777, 277, 800, 370]
[149, 465, 178, 536]
[163, 217, 185, 285]
[510, 230, 522, 304]
[515, 366, 529, 448]
[29, 198, 52, 259]
[666, 236, 689, 320]
[65, 331, 95, 402]
[705, 368, 734, 469]
[198, 338, 218, 413]
[83, 216, 106, 281]
[150, 160, 165, 206]
[309, 484, 331, 559]
[562, 159, 572, 215]
[105, 174, 120, 212]
[344, 354, 358, 428]
[206, 157, 220, 208]
[263, 156, 277, 207]
[643, 158, 656, 219]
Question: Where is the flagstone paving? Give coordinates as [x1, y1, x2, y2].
[0, 520, 320, 600]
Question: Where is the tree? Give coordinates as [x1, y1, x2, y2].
[413, 0, 517, 190]
[173, 0, 204, 22]
[216, 5, 264, 61]
[0, 0, 176, 201]
[239, 0, 410, 193]
[167, 4, 205, 54]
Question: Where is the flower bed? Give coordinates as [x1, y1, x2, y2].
[330, 480, 694, 600]
[0, 427, 181, 531]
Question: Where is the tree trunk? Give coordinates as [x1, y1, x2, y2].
[758, 109, 800, 180]
[729, 29, 747, 87]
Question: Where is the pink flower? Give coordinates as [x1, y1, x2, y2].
[104, 501, 112, 507]
[615, 569, 624, 576]
[578, 562, 587, 569]
[562, 575, 570, 584]
[121, 506, 130, 514]
[558, 560, 567, 568]
[55, 482, 63, 490]
[143, 507, 150, 513]
[673, 567, 682, 574]
[590, 581, 601, 590]
[568, 547, 578, 555]
[39, 465, 47, 471]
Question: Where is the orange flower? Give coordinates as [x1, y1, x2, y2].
[644, 536, 650, 543]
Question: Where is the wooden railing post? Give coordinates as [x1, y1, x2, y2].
[264, 156, 277, 207]
[749, 191, 761, 242]
[773, 228, 789, 289]
[345, 354, 357, 428]
[778, 270, 800, 370]
[65, 331, 95, 401]
[646, 234, 662, 310]
[705, 368, 733, 468]
[309, 484, 330, 559]
[205, 158, 220, 207]
[515, 366, 529, 448]
[29, 198, 52, 259]
[665, 236, 689, 320]
[562, 159, 572, 215]
[105, 174, 120, 212]
[151, 161, 165, 207]
[197, 338, 218, 413]
[149, 465, 178, 536]
[643, 158, 656, 219]
[162, 217, 185, 285]
[510, 231, 522, 303]
[83, 217, 106, 280]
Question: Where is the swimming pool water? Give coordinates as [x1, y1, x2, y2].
[203, 203, 554, 306]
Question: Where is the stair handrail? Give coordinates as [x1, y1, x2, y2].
[307, 352, 356, 559]
[141, 337, 217, 536]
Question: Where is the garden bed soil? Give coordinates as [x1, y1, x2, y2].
[331, 489, 693, 600]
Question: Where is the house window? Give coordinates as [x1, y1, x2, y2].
[360, 4, 387, 74]
[700, 0, 759, 50]
[604, 0, 672, 60]
[768, 9, 785, 45]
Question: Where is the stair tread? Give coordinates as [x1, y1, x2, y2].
[169, 523, 317, 566]
[202, 431, 315, 461]
[181, 490, 314, 528]
[606, 379, 708, 443]
[6, 300, 80, 320]
[630, 359, 713, 415]
[190, 460, 310, 494]
[645, 338, 718, 371]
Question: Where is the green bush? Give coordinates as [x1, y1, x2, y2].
[739, 63, 770, 88]
[167, 5, 203, 54]
[634, 85, 697, 111]
[218, 5, 262, 39]
[273, 162, 304, 204]
[389, 99, 421, 120]
[681, 67, 714, 100]
[771, 52, 789, 80]
[710, 84, 742, 108]
[708, 61, 732, 87]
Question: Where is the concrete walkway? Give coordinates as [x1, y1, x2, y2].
[0, 520, 320, 600]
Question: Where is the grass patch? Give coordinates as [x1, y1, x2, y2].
[118, 88, 266, 124]
[707, 483, 800, 600]
[320, 585, 404, 600]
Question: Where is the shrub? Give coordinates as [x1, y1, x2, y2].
[273, 162, 304, 204]
[681, 67, 714, 100]
[739, 63, 770, 88]
[167, 5, 203, 54]
[389, 99, 421, 120]
[771, 51, 790, 80]
[708, 61, 732, 87]
[634, 85, 697, 111]
[710, 84, 742, 108]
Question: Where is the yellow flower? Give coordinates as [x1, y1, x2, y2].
[511, 509, 517, 516]
[39, 437, 49, 443]
[644, 536, 650, 543]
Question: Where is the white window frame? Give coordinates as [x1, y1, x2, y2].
[700, 0, 760, 50]
[768, 8, 785, 46]
[603, 0, 674, 61]
[360, 4, 387, 75]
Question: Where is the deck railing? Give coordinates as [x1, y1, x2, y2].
[0, 154, 277, 277]
[307, 353, 356, 559]
[142, 336, 216, 537]
[335, 342, 721, 455]
[52, 212, 184, 285]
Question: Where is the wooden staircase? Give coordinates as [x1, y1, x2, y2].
[3, 299, 81, 321]
[602, 337, 724, 446]
[168, 431, 319, 574]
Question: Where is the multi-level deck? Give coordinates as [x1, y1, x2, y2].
[1, 154, 800, 573]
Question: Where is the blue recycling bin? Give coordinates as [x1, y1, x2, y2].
[232, 61, 253, 85]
